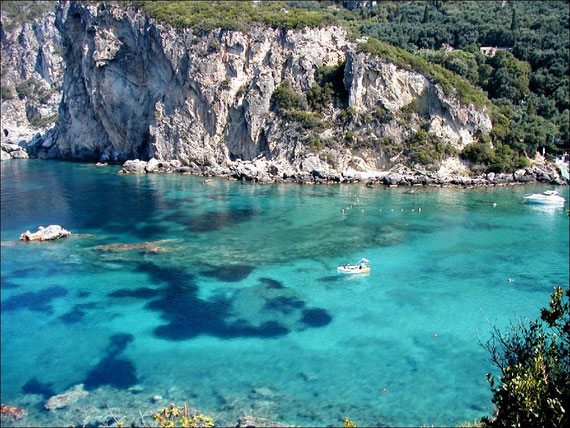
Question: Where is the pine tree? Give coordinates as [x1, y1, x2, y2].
[422, 4, 430, 23]
[510, 8, 518, 32]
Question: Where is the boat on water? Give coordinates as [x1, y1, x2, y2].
[337, 258, 370, 274]
[523, 190, 566, 205]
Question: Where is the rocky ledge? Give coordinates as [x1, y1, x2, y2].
[44, 384, 89, 411]
[1, 142, 29, 161]
[118, 157, 568, 187]
[19, 225, 71, 241]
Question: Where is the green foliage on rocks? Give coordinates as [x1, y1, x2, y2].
[406, 129, 456, 168]
[460, 140, 530, 173]
[135, 1, 336, 32]
[357, 37, 490, 108]
[29, 114, 58, 128]
[481, 286, 570, 428]
[1, 85, 15, 101]
[1, 1, 54, 26]
[271, 80, 306, 112]
[14, 79, 53, 104]
[283, 110, 325, 131]
[307, 62, 348, 111]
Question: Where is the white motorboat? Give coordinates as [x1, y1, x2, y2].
[523, 190, 566, 205]
[337, 258, 370, 274]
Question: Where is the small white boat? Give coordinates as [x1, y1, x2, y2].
[337, 258, 370, 274]
[523, 190, 566, 205]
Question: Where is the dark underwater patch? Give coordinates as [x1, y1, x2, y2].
[132, 224, 172, 240]
[22, 378, 55, 398]
[84, 355, 138, 390]
[127, 262, 320, 340]
[317, 275, 343, 283]
[263, 296, 305, 314]
[200, 264, 254, 282]
[145, 283, 290, 340]
[1, 286, 68, 314]
[7, 267, 35, 278]
[108, 287, 162, 299]
[259, 277, 284, 289]
[1, 278, 20, 289]
[137, 262, 196, 289]
[301, 308, 332, 328]
[83, 333, 137, 391]
[187, 208, 260, 232]
[77, 291, 91, 298]
[59, 308, 85, 324]
[58, 303, 98, 324]
[107, 333, 134, 354]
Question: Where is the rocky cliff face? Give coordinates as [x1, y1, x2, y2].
[21, 1, 495, 181]
[0, 2, 63, 146]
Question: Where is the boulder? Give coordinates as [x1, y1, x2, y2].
[121, 159, 148, 174]
[169, 159, 182, 169]
[10, 149, 29, 159]
[1, 404, 27, 421]
[44, 384, 88, 411]
[145, 157, 160, 172]
[1, 151, 11, 161]
[20, 225, 71, 241]
[1, 143, 21, 153]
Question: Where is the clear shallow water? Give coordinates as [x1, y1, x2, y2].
[1, 160, 568, 427]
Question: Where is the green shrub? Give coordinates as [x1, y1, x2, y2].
[406, 129, 456, 167]
[344, 130, 356, 144]
[338, 107, 357, 122]
[29, 114, 58, 128]
[307, 61, 348, 110]
[15, 80, 34, 99]
[399, 100, 419, 124]
[461, 142, 495, 165]
[1, 86, 15, 101]
[14, 78, 52, 104]
[283, 110, 325, 131]
[461, 141, 530, 173]
[304, 133, 323, 151]
[271, 80, 306, 111]
[236, 82, 249, 96]
[371, 106, 394, 123]
[481, 286, 569, 428]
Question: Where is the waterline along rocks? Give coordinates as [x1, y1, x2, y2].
[2, 2, 567, 185]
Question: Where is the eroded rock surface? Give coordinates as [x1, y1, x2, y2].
[44, 384, 88, 411]
[19, 225, 71, 241]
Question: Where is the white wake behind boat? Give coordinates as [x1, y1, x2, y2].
[523, 190, 566, 205]
[337, 258, 370, 274]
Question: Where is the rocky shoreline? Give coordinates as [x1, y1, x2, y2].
[2, 138, 567, 187]
[118, 157, 568, 187]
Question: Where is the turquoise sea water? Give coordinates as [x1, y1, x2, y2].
[1, 160, 568, 427]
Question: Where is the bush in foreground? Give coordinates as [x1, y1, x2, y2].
[481, 286, 569, 427]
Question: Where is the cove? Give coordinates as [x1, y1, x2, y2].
[1, 160, 568, 427]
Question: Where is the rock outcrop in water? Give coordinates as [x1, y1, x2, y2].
[44, 384, 88, 411]
[20, 225, 71, 241]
